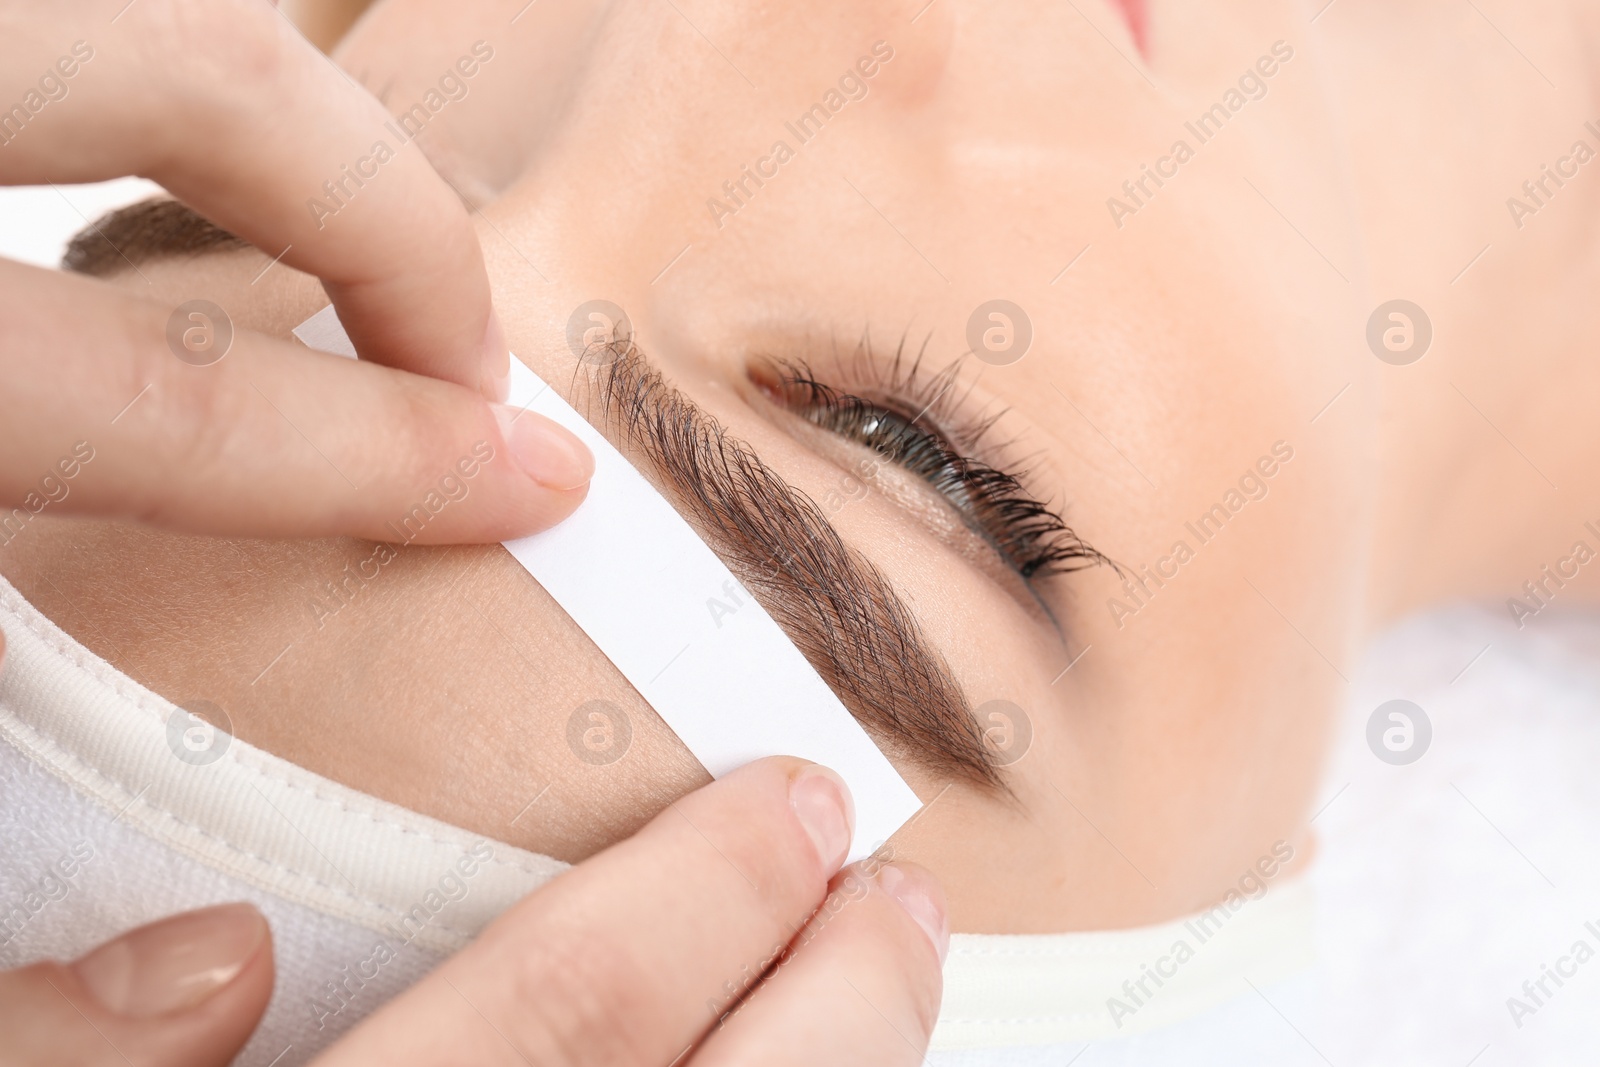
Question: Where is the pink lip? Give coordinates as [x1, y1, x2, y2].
[1107, 0, 1148, 55]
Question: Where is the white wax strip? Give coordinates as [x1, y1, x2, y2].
[293, 304, 359, 359]
[293, 305, 921, 861]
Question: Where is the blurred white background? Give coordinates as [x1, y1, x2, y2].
[0, 177, 162, 269]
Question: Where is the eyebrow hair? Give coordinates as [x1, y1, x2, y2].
[595, 345, 1000, 789]
[62, 198, 247, 276]
[66, 200, 1003, 787]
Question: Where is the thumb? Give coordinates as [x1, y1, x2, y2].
[0, 903, 274, 1067]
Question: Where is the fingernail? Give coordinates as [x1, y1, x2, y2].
[790, 764, 854, 871]
[71, 903, 267, 1018]
[481, 308, 510, 403]
[877, 863, 949, 963]
[492, 404, 595, 491]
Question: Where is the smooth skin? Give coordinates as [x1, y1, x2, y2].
[0, 0, 596, 538]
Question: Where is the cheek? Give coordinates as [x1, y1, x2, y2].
[421, 553, 711, 864]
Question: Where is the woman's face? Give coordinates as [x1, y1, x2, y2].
[9, 0, 1376, 931]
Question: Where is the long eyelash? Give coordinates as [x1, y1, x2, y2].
[760, 337, 1109, 581]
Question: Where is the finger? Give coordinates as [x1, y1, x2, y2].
[313, 757, 855, 1067]
[0, 903, 274, 1067]
[692, 861, 947, 1067]
[0, 0, 506, 396]
[0, 261, 590, 541]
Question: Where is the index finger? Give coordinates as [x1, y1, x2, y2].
[1, 0, 506, 397]
[313, 757, 857, 1067]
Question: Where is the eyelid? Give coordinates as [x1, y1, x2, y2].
[743, 373, 1071, 642]
[831, 426, 1071, 628]
[748, 349, 1109, 585]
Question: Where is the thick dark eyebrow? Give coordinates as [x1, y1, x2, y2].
[64, 199, 1002, 787]
[62, 198, 246, 276]
[594, 344, 1000, 789]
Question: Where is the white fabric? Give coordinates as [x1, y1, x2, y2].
[6, 567, 1600, 1064]
[0, 579, 567, 953]
[932, 603, 1600, 1065]
[0, 570, 1312, 1060]
[933, 876, 1313, 1048]
[0, 575, 567, 1063]
[0, 741, 449, 1063]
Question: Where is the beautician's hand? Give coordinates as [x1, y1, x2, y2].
[0, 757, 946, 1067]
[0, 0, 593, 542]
